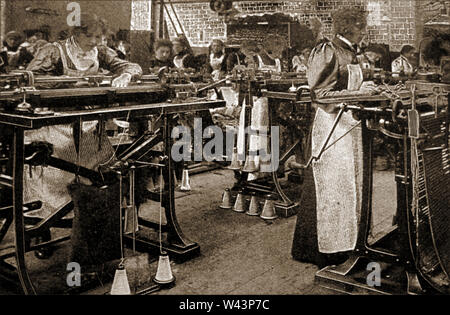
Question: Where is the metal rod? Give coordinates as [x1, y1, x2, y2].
[130, 166, 136, 254]
[12, 127, 36, 295]
[290, 105, 347, 169]
[168, 0, 187, 38]
[196, 78, 228, 93]
[163, 3, 180, 36]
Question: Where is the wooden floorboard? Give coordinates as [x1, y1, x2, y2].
[0, 168, 397, 295]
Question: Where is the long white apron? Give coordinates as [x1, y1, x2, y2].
[311, 107, 363, 253]
[23, 122, 116, 216]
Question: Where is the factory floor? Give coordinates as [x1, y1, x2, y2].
[0, 167, 396, 295]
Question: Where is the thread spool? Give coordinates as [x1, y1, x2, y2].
[232, 191, 246, 213]
[260, 194, 278, 220]
[219, 188, 232, 209]
[246, 193, 260, 216]
[180, 169, 191, 191]
[153, 251, 175, 286]
[110, 264, 131, 295]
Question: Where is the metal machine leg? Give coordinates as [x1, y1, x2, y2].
[13, 127, 36, 295]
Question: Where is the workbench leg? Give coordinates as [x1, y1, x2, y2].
[13, 127, 35, 295]
[268, 99, 294, 206]
[406, 270, 425, 295]
[163, 115, 196, 249]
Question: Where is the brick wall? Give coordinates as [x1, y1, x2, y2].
[4, 0, 132, 42]
[166, 0, 418, 52]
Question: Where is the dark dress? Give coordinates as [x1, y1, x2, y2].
[291, 35, 362, 267]
[148, 58, 175, 73]
[27, 40, 142, 78]
[173, 52, 198, 70]
[226, 51, 246, 72]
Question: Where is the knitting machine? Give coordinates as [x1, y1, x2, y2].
[222, 68, 310, 218]
[307, 81, 450, 295]
[230, 66, 307, 90]
[0, 72, 226, 294]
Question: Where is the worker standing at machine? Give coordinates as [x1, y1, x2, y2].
[292, 6, 378, 267]
[255, 43, 282, 73]
[292, 47, 312, 73]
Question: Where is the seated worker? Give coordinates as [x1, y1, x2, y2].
[256, 42, 282, 73]
[358, 44, 386, 70]
[24, 13, 142, 217]
[149, 39, 174, 73]
[292, 6, 378, 267]
[292, 47, 312, 73]
[239, 40, 260, 69]
[225, 45, 247, 73]
[2, 31, 35, 70]
[103, 29, 131, 60]
[204, 39, 228, 81]
[391, 44, 416, 76]
[3, 31, 24, 52]
[357, 44, 395, 171]
[18, 29, 51, 64]
[172, 36, 196, 70]
[27, 16, 141, 81]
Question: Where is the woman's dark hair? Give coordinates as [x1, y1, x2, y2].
[364, 43, 391, 70]
[71, 14, 108, 37]
[208, 39, 225, 56]
[58, 30, 70, 41]
[173, 36, 193, 56]
[24, 25, 50, 41]
[332, 6, 368, 37]
[365, 44, 386, 56]
[154, 39, 173, 52]
[400, 45, 415, 55]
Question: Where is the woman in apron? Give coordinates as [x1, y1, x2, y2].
[255, 35, 285, 73]
[292, 7, 378, 266]
[172, 36, 195, 70]
[208, 39, 227, 81]
[24, 13, 142, 217]
[255, 43, 281, 73]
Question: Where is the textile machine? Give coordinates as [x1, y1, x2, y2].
[306, 81, 450, 295]
[0, 71, 226, 294]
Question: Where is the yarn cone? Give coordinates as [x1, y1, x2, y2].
[260, 195, 278, 220]
[219, 188, 232, 209]
[228, 147, 242, 170]
[246, 193, 260, 216]
[243, 152, 258, 173]
[180, 169, 191, 191]
[110, 264, 131, 295]
[232, 191, 246, 213]
[153, 252, 175, 285]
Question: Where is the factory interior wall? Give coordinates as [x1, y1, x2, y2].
[4, 0, 132, 42]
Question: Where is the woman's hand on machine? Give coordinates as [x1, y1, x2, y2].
[112, 73, 132, 87]
[359, 80, 379, 95]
